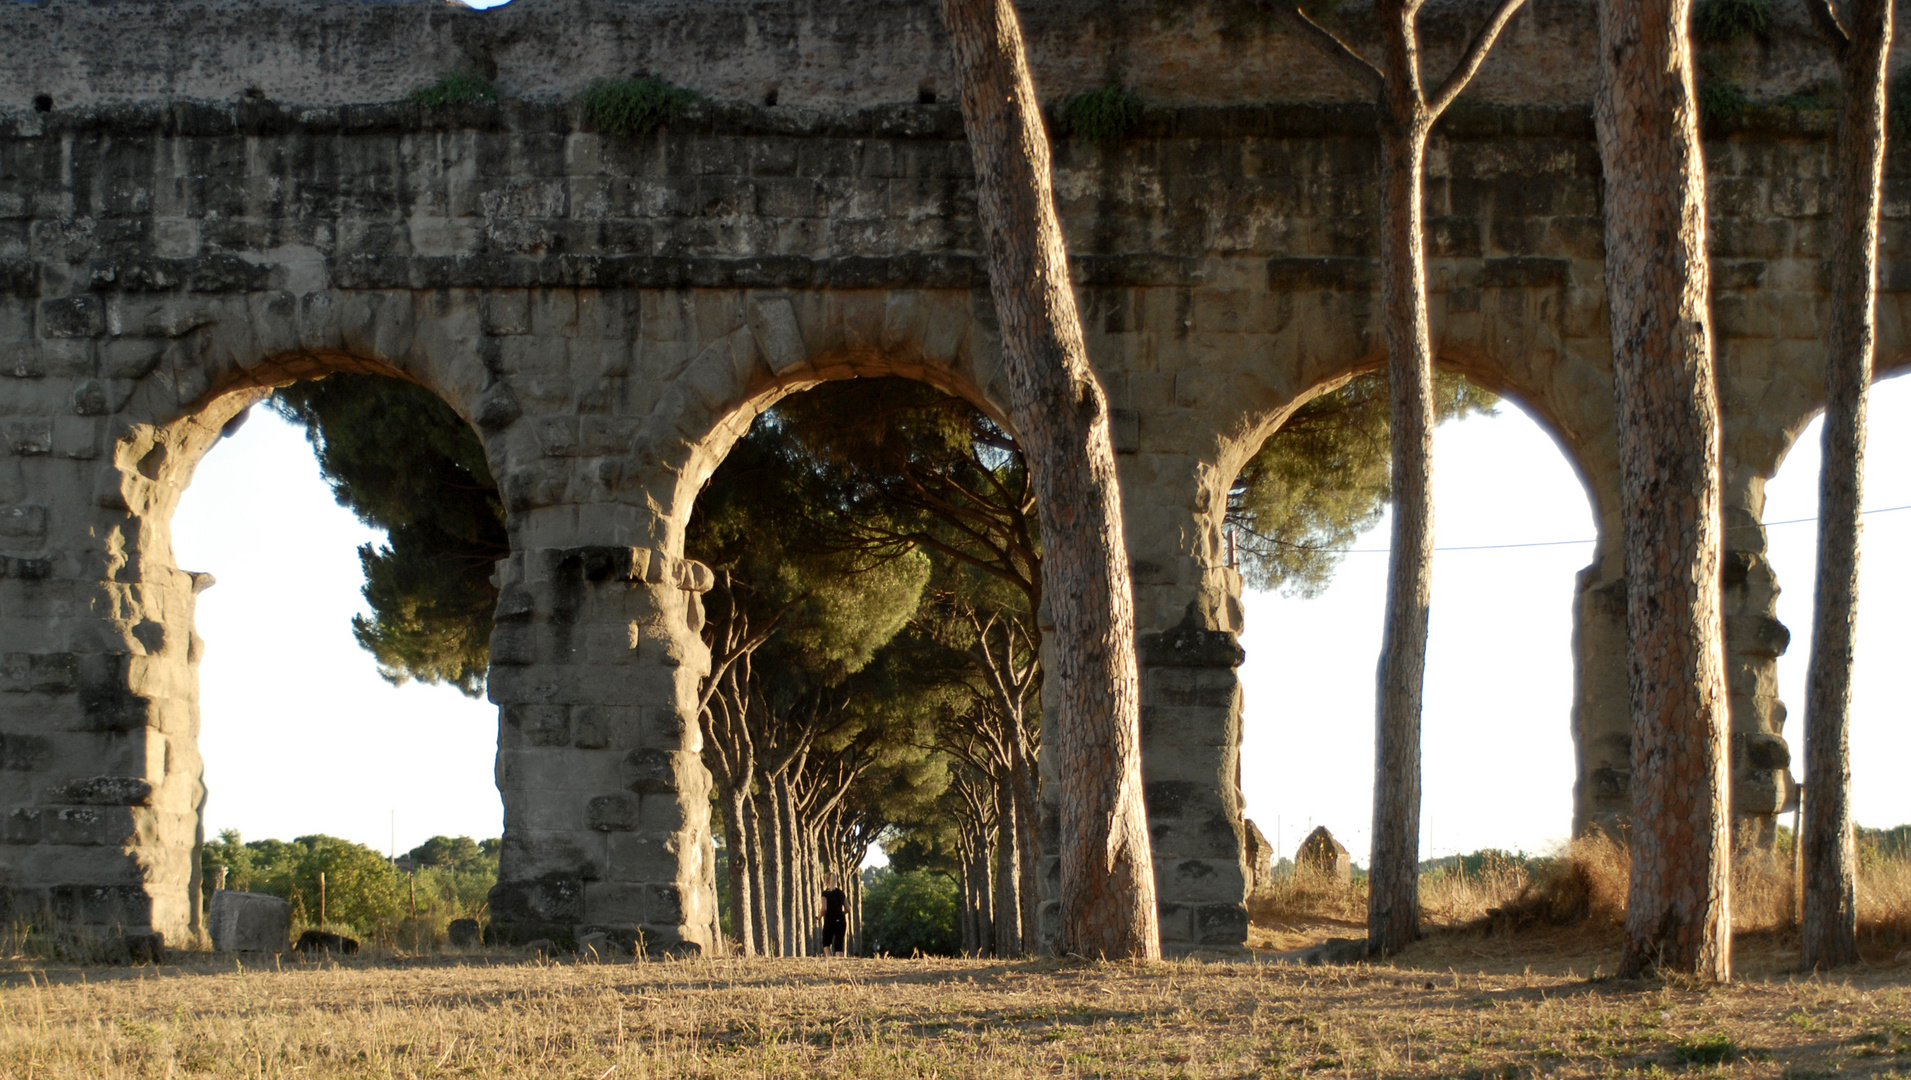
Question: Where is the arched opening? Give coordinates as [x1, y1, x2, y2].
[149, 359, 507, 946]
[679, 372, 1041, 959]
[1759, 371, 1911, 859]
[1225, 368, 1598, 938]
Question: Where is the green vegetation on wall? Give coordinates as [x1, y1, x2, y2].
[410, 71, 498, 107]
[581, 76, 699, 138]
[1062, 85, 1143, 146]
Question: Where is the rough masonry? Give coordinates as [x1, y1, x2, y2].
[1, 0, 1898, 953]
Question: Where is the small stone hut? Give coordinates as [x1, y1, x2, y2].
[1296, 827, 1352, 883]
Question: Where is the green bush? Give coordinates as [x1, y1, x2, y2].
[860, 868, 960, 957]
[410, 71, 497, 107]
[581, 76, 699, 138]
[1063, 85, 1142, 146]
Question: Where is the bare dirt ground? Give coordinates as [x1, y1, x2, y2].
[1, 926, 1906, 1079]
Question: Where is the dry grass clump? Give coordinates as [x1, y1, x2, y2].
[1474, 835, 1630, 934]
[1420, 851, 1535, 927]
[1859, 844, 1911, 947]
[1462, 834, 1911, 960]
[1732, 847, 1798, 934]
[1247, 866, 1367, 926]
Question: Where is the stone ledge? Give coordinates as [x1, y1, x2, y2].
[2, 98, 1847, 144]
[1140, 626, 1244, 669]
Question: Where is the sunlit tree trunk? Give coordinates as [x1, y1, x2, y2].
[1798, 0, 1890, 974]
[1367, 108, 1435, 959]
[940, 0, 1159, 960]
[1593, 0, 1733, 982]
[1266, 0, 1527, 958]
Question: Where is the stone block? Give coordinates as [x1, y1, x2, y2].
[587, 794, 637, 831]
[38, 296, 103, 338]
[46, 775, 153, 805]
[1194, 903, 1249, 946]
[45, 805, 137, 846]
[205, 890, 291, 952]
[604, 832, 681, 884]
[1158, 857, 1247, 904]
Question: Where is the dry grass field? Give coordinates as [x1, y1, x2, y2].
[3, 844, 1906, 1079]
[0, 933, 1906, 1079]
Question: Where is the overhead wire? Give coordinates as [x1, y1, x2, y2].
[1235, 503, 1911, 556]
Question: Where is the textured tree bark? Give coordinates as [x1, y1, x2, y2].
[940, 0, 1159, 959]
[723, 789, 754, 955]
[1592, 0, 1733, 982]
[993, 782, 1022, 956]
[1799, 0, 1890, 974]
[744, 796, 770, 955]
[1010, 745, 1042, 951]
[1267, 0, 1526, 959]
[1368, 113, 1434, 958]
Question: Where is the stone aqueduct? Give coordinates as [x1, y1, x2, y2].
[0, 0, 1897, 954]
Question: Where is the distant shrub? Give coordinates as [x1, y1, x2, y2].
[581, 76, 699, 138]
[411, 70, 497, 107]
[1063, 85, 1142, 146]
[860, 868, 960, 957]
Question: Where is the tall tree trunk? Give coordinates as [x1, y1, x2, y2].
[760, 785, 786, 956]
[775, 779, 800, 956]
[848, 856, 864, 957]
[1800, 0, 1890, 974]
[957, 830, 979, 956]
[1010, 746, 1042, 952]
[745, 794, 771, 956]
[1593, 0, 1733, 982]
[940, 0, 1159, 961]
[994, 781, 1022, 956]
[724, 789, 754, 955]
[974, 832, 996, 955]
[1368, 113, 1435, 959]
[1267, 0, 1527, 960]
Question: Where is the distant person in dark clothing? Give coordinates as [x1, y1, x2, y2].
[820, 882, 848, 956]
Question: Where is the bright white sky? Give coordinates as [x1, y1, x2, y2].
[172, 378, 1911, 863]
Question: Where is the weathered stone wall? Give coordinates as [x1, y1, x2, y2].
[2, 0, 1900, 953]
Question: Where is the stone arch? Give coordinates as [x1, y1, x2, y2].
[1153, 349, 1612, 933]
[1, 281, 512, 945]
[619, 288, 1008, 556]
[0, 282, 734, 954]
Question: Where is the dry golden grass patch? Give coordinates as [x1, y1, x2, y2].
[1, 946, 1908, 1079]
